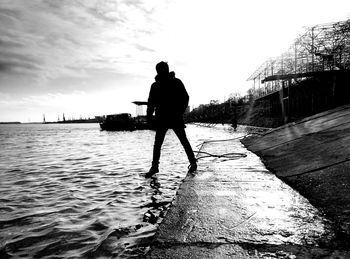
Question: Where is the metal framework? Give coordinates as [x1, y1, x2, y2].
[248, 19, 350, 97]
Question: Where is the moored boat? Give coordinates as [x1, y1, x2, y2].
[99, 113, 135, 131]
[99, 101, 156, 131]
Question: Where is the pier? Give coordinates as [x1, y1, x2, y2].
[146, 104, 350, 258]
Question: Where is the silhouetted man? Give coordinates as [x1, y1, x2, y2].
[146, 61, 197, 177]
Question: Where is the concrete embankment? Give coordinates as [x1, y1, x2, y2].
[242, 103, 350, 246]
[146, 124, 350, 258]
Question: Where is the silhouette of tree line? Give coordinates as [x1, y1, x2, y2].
[185, 91, 285, 128]
[185, 94, 251, 125]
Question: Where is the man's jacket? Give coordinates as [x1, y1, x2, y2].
[147, 71, 189, 128]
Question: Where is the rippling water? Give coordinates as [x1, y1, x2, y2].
[0, 123, 239, 258]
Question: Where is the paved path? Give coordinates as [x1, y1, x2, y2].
[147, 133, 350, 258]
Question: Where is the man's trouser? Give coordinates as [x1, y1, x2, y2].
[152, 127, 196, 167]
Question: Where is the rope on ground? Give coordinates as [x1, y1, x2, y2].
[195, 135, 249, 147]
[195, 150, 247, 160]
[194, 134, 252, 161]
[192, 122, 266, 161]
[229, 211, 257, 229]
[217, 211, 257, 242]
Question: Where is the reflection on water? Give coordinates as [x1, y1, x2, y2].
[0, 123, 238, 258]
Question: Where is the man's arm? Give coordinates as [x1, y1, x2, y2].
[147, 84, 156, 123]
[178, 79, 189, 113]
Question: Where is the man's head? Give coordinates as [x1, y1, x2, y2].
[155, 61, 169, 75]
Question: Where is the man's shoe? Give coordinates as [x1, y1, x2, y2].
[188, 162, 197, 173]
[145, 166, 159, 178]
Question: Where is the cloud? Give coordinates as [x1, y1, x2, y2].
[0, 0, 164, 93]
[0, 7, 21, 27]
[0, 37, 25, 48]
[0, 60, 40, 75]
[133, 43, 155, 52]
[0, 50, 43, 74]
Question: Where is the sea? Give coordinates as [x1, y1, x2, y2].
[0, 123, 241, 258]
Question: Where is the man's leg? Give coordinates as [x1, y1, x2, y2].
[152, 127, 168, 167]
[173, 127, 196, 165]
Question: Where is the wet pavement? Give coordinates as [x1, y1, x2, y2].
[147, 133, 350, 258]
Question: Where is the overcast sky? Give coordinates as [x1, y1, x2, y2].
[1, 0, 350, 122]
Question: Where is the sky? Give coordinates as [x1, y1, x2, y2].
[1, 0, 350, 122]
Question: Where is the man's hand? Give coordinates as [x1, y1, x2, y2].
[147, 115, 153, 125]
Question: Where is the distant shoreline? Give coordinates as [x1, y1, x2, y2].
[0, 119, 100, 124]
[44, 120, 98, 124]
[0, 121, 100, 125]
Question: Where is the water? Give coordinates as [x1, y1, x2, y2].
[0, 123, 239, 258]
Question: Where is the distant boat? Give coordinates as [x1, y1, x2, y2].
[99, 113, 135, 131]
[99, 101, 155, 131]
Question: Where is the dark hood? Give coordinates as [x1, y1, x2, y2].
[155, 71, 175, 82]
